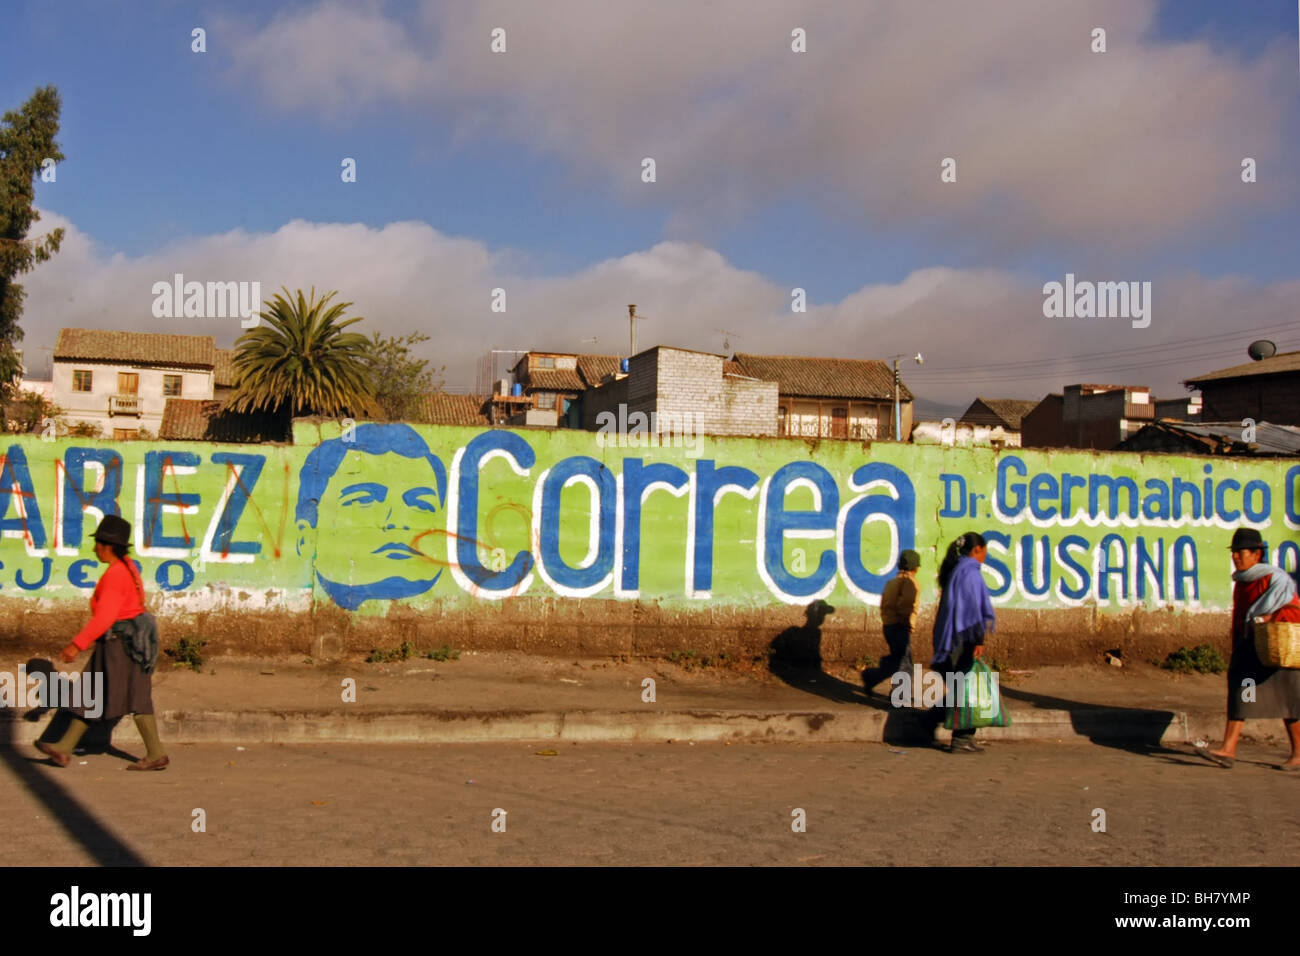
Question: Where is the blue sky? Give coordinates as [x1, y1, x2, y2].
[4, 0, 1299, 402]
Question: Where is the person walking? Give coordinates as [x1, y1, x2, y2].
[862, 549, 921, 696]
[1197, 528, 1300, 770]
[930, 532, 995, 753]
[35, 515, 169, 771]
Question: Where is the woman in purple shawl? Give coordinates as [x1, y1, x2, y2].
[931, 532, 996, 753]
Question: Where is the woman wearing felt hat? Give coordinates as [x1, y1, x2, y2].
[1197, 527, 1300, 771]
[34, 514, 169, 771]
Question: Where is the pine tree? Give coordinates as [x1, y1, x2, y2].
[0, 85, 65, 394]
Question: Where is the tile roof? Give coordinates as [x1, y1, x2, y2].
[576, 354, 623, 387]
[213, 349, 236, 387]
[731, 353, 912, 401]
[1184, 350, 1300, 385]
[54, 328, 216, 368]
[409, 393, 492, 426]
[159, 399, 288, 443]
[962, 398, 1040, 431]
[525, 368, 586, 392]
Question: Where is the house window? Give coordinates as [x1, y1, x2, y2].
[777, 406, 788, 435]
[117, 372, 139, 395]
[534, 356, 556, 370]
[536, 392, 557, 410]
[73, 369, 93, 392]
[113, 428, 135, 441]
[163, 374, 183, 397]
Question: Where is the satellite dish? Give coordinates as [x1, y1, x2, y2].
[1247, 340, 1276, 361]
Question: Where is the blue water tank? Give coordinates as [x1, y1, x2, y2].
[620, 358, 629, 373]
[511, 382, 523, 396]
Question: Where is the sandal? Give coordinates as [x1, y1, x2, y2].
[34, 740, 70, 768]
[125, 755, 170, 772]
[1192, 747, 1233, 769]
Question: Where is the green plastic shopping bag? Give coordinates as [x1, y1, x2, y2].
[943, 658, 1011, 730]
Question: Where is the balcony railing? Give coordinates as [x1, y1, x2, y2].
[778, 419, 883, 440]
[109, 394, 141, 416]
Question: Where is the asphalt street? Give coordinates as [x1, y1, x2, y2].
[2, 739, 1295, 866]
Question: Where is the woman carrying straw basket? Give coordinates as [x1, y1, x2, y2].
[1198, 528, 1300, 771]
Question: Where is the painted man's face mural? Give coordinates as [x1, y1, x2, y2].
[295, 424, 448, 610]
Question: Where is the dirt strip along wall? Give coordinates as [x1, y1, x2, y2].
[0, 420, 1297, 665]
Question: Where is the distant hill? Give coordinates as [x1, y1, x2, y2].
[911, 396, 970, 422]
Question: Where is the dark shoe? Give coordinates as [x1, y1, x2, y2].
[950, 737, 981, 754]
[125, 755, 169, 772]
[35, 740, 70, 767]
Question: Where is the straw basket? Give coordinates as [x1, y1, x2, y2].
[1254, 620, 1300, 668]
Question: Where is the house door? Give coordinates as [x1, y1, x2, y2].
[831, 406, 848, 438]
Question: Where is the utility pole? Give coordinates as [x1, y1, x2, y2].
[893, 357, 900, 441]
[890, 352, 923, 441]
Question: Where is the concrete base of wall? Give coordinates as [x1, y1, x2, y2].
[0, 596, 1230, 667]
[139, 705, 1214, 747]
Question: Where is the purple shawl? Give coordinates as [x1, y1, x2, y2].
[930, 556, 996, 666]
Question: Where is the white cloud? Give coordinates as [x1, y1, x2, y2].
[19, 211, 1300, 406]
[225, 0, 1296, 247]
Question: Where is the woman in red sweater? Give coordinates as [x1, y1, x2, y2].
[35, 514, 169, 771]
[1199, 528, 1300, 770]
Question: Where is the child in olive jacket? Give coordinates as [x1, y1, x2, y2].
[862, 550, 920, 695]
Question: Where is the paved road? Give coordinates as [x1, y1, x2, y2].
[1, 739, 1295, 866]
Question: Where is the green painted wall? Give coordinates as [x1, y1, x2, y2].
[0, 421, 1296, 619]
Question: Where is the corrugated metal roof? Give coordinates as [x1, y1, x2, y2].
[1121, 420, 1300, 456]
[55, 328, 216, 367]
[1185, 350, 1300, 385]
[1172, 421, 1300, 455]
[732, 353, 911, 401]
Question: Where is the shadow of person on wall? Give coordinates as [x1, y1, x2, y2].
[768, 600, 936, 744]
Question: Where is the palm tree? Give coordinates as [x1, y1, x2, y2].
[226, 287, 376, 418]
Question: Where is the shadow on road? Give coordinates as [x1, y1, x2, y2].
[1, 658, 149, 866]
[768, 602, 1211, 763]
[767, 600, 938, 745]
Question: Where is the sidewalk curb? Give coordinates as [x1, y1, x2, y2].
[122, 706, 1229, 746]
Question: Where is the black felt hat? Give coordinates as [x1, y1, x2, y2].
[1228, 528, 1264, 551]
[92, 514, 131, 547]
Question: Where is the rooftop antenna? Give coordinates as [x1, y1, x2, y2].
[627, 304, 648, 356]
[580, 336, 598, 351]
[714, 328, 741, 355]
